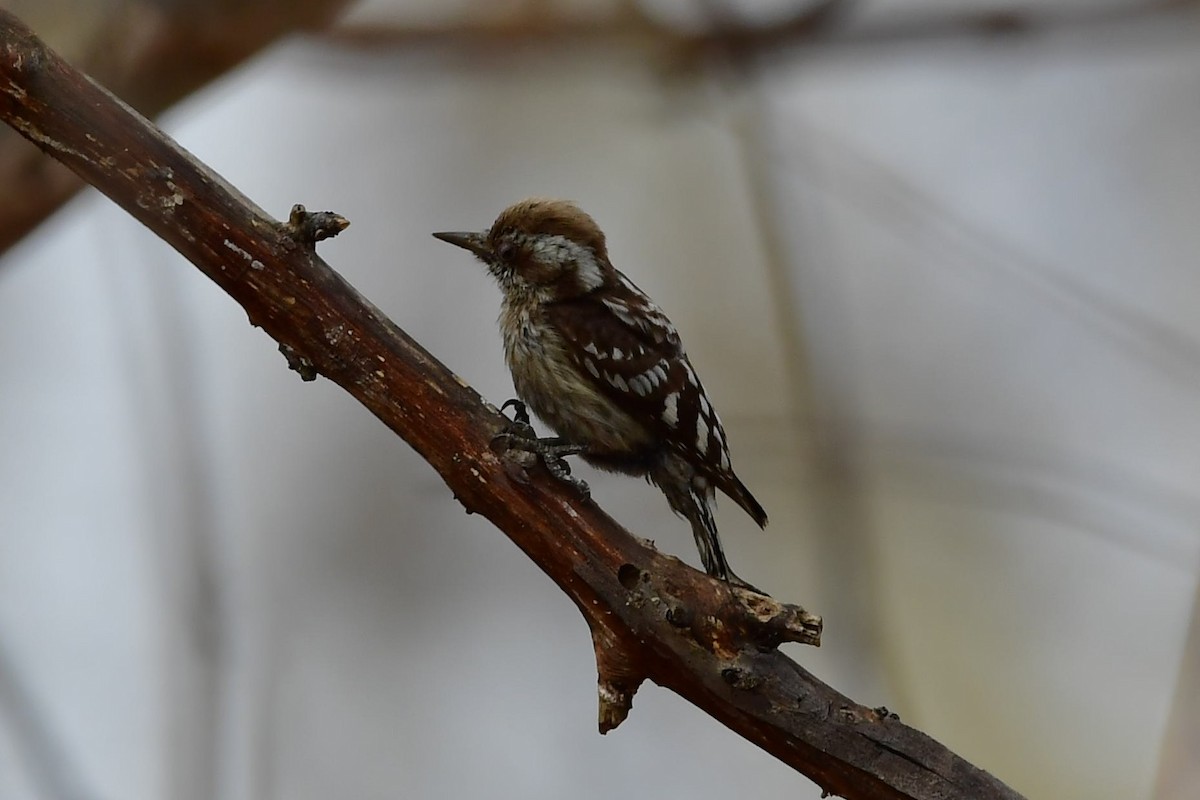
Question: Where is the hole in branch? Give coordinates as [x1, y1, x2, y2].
[617, 563, 641, 589]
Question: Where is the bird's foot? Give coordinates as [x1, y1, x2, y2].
[493, 399, 591, 498]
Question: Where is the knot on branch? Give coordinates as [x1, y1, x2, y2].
[678, 586, 822, 662]
[287, 204, 349, 246]
[591, 624, 645, 734]
[728, 589, 823, 651]
[278, 342, 318, 381]
[586, 560, 822, 733]
[622, 559, 823, 657]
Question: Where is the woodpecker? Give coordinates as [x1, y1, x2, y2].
[434, 198, 765, 587]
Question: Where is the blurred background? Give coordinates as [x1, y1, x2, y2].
[1, 1, 1198, 798]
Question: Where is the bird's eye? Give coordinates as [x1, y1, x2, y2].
[496, 241, 516, 262]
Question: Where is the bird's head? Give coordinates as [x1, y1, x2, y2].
[434, 198, 612, 301]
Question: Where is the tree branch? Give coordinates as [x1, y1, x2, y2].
[0, 10, 1024, 800]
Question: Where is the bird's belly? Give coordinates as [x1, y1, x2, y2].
[504, 321, 652, 456]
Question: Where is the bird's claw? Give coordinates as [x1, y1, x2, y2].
[498, 398, 536, 439]
[500, 398, 529, 421]
[542, 456, 591, 499]
[492, 400, 590, 498]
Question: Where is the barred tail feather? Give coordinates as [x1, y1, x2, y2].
[652, 455, 760, 589]
[719, 473, 768, 529]
[685, 486, 729, 580]
[685, 488, 760, 590]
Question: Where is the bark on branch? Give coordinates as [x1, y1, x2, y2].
[0, 11, 1025, 800]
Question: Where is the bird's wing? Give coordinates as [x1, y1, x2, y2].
[546, 276, 766, 526]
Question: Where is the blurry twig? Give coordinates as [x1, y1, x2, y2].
[329, 0, 847, 60]
[0, 10, 1025, 799]
[328, 0, 1199, 60]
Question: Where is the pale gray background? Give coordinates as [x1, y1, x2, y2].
[1, 1, 1198, 799]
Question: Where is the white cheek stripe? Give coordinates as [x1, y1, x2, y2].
[525, 233, 606, 291]
[575, 256, 604, 292]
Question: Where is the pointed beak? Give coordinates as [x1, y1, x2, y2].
[432, 230, 491, 259]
